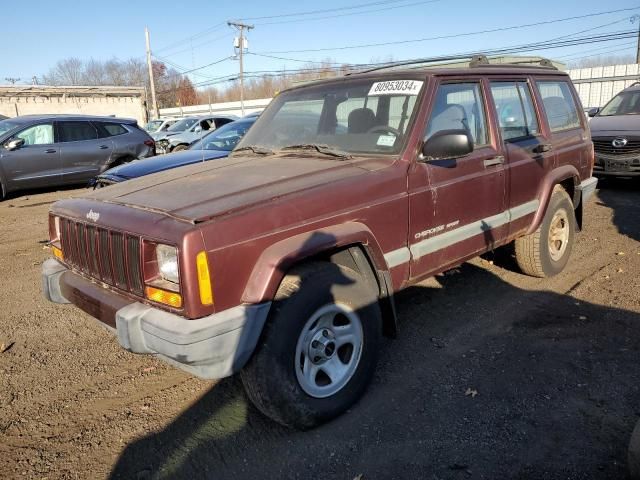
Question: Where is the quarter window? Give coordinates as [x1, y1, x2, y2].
[537, 81, 581, 132]
[58, 121, 98, 142]
[16, 124, 54, 145]
[425, 82, 488, 147]
[96, 122, 128, 137]
[490, 82, 539, 141]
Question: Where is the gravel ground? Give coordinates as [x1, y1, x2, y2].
[0, 179, 639, 480]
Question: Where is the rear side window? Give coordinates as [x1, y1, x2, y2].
[490, 82, 539, 141]
[58, 121, 98, 142]
[536, 81, 581, 132]
[96, 122, 128, 138]
[214, 118, 233, 128]
[425, 82, 488, 147]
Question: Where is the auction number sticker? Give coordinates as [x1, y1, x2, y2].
[368, 80, 423, 96]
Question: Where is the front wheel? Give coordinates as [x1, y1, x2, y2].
[241, 261, 382, 429]
[515, 187, 576, 277]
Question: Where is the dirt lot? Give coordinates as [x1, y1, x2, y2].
[1, 180, 639, 480]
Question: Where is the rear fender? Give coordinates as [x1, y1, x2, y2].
[526, 165, 580, 235]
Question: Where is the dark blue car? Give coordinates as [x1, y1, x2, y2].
[93, 117, 256, 187]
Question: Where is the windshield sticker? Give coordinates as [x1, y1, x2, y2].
[377, 134, 397, 147]
[368, 80, 423, 96]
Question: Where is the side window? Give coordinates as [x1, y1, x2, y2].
[96, 122, 128, 138]
[425, 82, 488, 147]
[215, 118, 233, 128]
[16, 124, 54, 145]
[536, 81, 581, 132]
[490, 82, 539, 141]
[58, 121, 98, 142]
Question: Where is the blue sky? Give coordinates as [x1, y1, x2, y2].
[2, 1, 640, 87]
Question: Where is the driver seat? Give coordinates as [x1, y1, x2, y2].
[348, 108, 376, 134]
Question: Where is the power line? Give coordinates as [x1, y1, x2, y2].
[154, 22, 227, 53]
[257, 7, 640, 54]
[251, 0, 442, 26]
[235, 0, 431, 20]
[155, 32, 234, 59]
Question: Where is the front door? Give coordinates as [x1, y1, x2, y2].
[408, 80, 506, 278]
[57, 121, 113, 185]
[0, 122, 60, 191]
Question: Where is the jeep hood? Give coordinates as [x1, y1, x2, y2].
[85, 155, 382, 224]
[590, 114, 640, 135]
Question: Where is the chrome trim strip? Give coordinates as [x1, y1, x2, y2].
[383, 200, 539, 267]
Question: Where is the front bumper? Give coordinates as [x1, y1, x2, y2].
[42, 259, 271, 379]
[593, 156, 640, 177]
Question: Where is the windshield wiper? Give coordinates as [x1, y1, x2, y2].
[232, 145, 274, 156]
[279, 144, 352, 159]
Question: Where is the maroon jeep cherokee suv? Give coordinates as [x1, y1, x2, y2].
[42, 57, 597, 429]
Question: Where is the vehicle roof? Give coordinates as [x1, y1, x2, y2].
[2, 114, 138, 124]
[286, 65, 569, 91]
[181, 114, 239, 120]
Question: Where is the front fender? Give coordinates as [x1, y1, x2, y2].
[241, 222, 388, 304]
[526, 165, 580, 235]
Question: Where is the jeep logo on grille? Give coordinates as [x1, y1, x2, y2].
[86, 209, 100, 222]
[612, 137, 628, 148]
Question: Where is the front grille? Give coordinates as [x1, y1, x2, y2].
[60, 218, 144, 296]
[593, 137, 640, 156]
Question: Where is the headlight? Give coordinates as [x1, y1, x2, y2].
[156, 244, 179, 284]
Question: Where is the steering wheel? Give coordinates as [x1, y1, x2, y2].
[366, 125, 402, 136]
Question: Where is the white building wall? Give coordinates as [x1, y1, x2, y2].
[0, 86, 147, 124]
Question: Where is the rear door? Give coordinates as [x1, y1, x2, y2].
[487, 79, 551, 238]
[57, 120, 113, 184]
[408, 79, 507, 278]
[0, 122, 60, 190]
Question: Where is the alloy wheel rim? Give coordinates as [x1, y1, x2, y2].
[294, 303, 364, 398]
[548, 208, 570, 262]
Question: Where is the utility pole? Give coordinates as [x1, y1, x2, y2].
[228, 21, 254, 116]
[4, 77, 20, 85]
[145, 27, 159, 119]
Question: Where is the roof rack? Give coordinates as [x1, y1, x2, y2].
[348, 54, 558, 75]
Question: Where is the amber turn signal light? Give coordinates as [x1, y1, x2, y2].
[145, 286, 182, 308]
[196, 251, 213, 306]
[52, 245, 64, 261]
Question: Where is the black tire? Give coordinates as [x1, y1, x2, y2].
[172, 145, 188, 152]
[630, 419, 640, 479]
[241, 261, 382, 430]
[515, 186, 576, 278]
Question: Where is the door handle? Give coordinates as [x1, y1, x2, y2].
[99, 145, 109, 149]
[45, 149, 56, 154]
[532, 144, 552, 154]
[483, 156, 505, 168]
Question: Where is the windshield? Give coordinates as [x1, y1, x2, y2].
[0, 120, 21, 136]
[167, 118, 198, 132]
[237, 78, 423, 155]
[599, 90, 640, 116]
[145, 120, 163, 131]
[190, 119, 255, 151]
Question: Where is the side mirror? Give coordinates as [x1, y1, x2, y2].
[588, 108, 600, 118]
[420, 129, 473, 161]
[5, 138, 25, 151]
[194, 126, 202, 133]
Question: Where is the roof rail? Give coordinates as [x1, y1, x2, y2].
[347, 54, 558, 75]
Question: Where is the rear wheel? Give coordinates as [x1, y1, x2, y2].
[515, 186, 576, 277]
[241, 261, 382, 430]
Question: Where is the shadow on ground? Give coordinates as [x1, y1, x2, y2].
[110, 260, 640, 480]
[597, 177, 640, 243]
